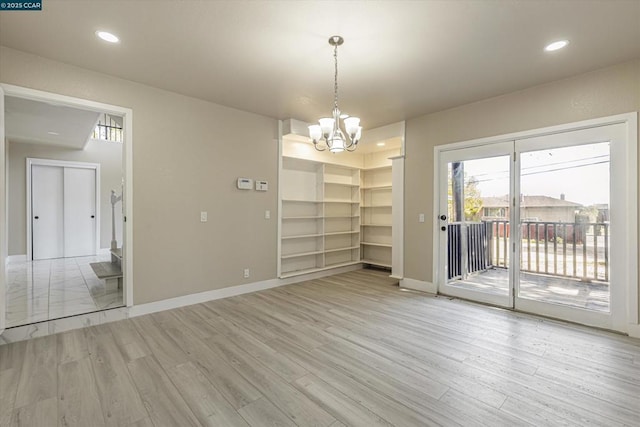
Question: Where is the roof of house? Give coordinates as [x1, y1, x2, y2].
[482, 195, 582, 208]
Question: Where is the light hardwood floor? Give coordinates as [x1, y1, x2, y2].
[1, 269, 639, 426]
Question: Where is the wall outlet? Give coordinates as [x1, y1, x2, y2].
[243, 268, 250, 278]
[418, 213, 425, 223]
[200, 211, 208, 222]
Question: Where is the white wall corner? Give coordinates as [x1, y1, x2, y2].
[400, 277, 437, 294]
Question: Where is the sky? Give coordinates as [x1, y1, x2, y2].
[458, 142, 609, 206]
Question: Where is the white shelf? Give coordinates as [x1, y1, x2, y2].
[279, 261, 361, 278]
[361, 185, 392, 190]
[282, 233, 323, 240]
[323, 260, 362, 269]
[324, 200, 360, 204]
[325, 231, 360, 236]
[280, 158, 361, 276]
[324, 245, 360, 254]
[325, 181, 360, 187]
[360, 165, 394, 270]
[361, 242, 392, 248]
[281, 250, 324, 260]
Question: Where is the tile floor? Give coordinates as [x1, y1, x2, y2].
[6, 254, 124, 328]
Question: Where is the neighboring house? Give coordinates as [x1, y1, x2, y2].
[482, 194, 582, 222]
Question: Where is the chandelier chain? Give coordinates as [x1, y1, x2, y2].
[333, 42, 339, 110]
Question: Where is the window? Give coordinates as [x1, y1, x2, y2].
[92, 113, 123, 143]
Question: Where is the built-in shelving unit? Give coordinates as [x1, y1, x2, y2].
[360, 165, 393, 268]
[280, 157, 361, 277]
[279, 121, 404, 279]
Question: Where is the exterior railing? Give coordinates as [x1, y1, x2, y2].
[447, 220, 609, 282]
[447, 222, 490, 280]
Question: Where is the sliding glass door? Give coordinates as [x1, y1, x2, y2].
[437, 122, 629, 331]
[438, 142, 514, 308]
[513, 124, 627, 330]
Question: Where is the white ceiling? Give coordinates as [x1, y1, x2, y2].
[1, 1, 639, 130]
[5, 96, 100, 149]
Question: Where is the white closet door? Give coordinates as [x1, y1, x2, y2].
[32, 165, 64, 260]
[63, 167, 97, 257]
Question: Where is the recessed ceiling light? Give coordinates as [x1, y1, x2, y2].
[96, 31, 119, 43]
[376, 142, 385, 147]
[544, 40, 569, 52]
[47, 131, 59, 136]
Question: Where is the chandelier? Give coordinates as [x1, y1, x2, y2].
[308, 36, 362, 153]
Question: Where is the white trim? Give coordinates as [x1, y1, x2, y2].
[391, 156, 404, 279]
[7, 255, 26, 264]
[434, 112, 636, 153]
[26, 158, 101, 260]
[623, 114, 638, 326]
[400, 277, 437, 293]
[123, 107, 133, 307]
[0, 86, 5, 335]
[628, 324, 640, 339]
[0, 83, 134, 323]
[277, 120, 283, 278]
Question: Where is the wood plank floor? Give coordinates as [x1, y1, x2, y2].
[1, 269, 640, 426]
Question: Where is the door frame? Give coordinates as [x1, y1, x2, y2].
[433, 112, 638, 332]
[27, 158, 101, 260]
[0, 83, 134, 322]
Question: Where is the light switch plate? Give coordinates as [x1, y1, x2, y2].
[419, 213, 425, 223]
[265, 210, 271, 219]
[200, 211, 208, 222]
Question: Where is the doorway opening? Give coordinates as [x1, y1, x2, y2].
[1, 85, 133, 331]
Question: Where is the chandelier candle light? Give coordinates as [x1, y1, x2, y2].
[309, 36, 362, 152]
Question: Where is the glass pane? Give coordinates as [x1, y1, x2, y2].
[518, 142, 610, 312]
[446, 155, 510, 296]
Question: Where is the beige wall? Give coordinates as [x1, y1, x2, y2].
[404, 59, 640, 289]
[2, 45, 638, 316]
[7, 140, 123, 255]
[0, 47, 279, 305]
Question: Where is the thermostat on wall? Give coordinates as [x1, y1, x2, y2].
[237, 178, 253, 190]
[256, 180, 268, 191]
